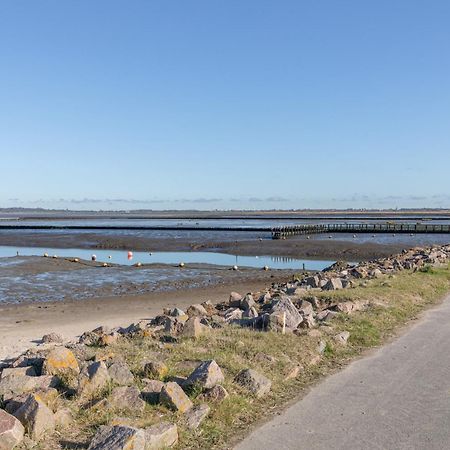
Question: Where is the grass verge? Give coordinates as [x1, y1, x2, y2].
[31, 265, 450, 449]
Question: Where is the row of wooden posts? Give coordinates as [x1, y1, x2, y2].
[271, 223, 450, 239]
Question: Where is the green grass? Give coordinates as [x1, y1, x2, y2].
[25, 265, 450, 449]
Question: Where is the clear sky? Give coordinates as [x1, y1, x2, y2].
[1, 1, 449, 210]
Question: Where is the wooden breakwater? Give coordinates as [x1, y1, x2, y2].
[271, 223, 450, 239]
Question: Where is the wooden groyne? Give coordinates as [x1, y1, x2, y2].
[271, 223, 450, 239]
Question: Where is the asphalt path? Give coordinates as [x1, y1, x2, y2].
[236, 294, 450, 450]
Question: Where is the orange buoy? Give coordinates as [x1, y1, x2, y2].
[127, 251, 133, 260]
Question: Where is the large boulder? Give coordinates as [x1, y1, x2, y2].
[42, 347, 80, 376]
[109, 386, 145, 412]
[144, 422, 178, 449]
[184, 404, 210, 430]
[160, 382, 193, 413]
[77, 361, 110, 398]
[108, 361, 134, 386]
[186, 304, 208, 317]
[180, 317, 205, 339]
[141, 380, 165, 404]
[234, 369, 271, 398]
[0, 409, 24, 449]
[14, 394, 55, 440]
[322, 278, 343, 291]
[87, 425, 145, 450]
[143, 361, 168, 380]
[0, 375, 58, 401]
[0, 367, 36, 379]
[269, 296, 303, 330]
[197, 384, 229, 403]
[184, 360, 224, 390]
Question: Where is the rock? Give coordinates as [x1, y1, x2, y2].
[186, 304, 208, 317]
[87, 425, 145, 450]
[304, 275, 320, 288]
[99, 332, 120, 346]
[109, 386, 145, 412]
[316, 310, 338, 322]
[223, 308, 243, 323]
[160, 382, 193, 413]
[180, 317, 206, 339]
[234, 369, 271, 398]
[269, 296, 303, 330]
[167, 307, 186, 317]
[108, 361, 135, 386]
[317, 340, 327, 353]
[229, 292, 243, 308]
[242, 306, 258, 319]
[298, 300, 314, 316]
[42, 347, 80, 376]
[141, 380, 165, 404]
[322, 278, 343, 291]
[144, 422, 178, 449]
[77, 361, 111, 398]
[184, 360, 224, 390]
[54, 408, 73, 428]
[143, 361, 168, 380]
[201, 300, 217, 315]
[0, 409, 24, 449]
[334, 331, 350, 345]
[298, 315, 316, 329]
[1, 367, 36, 379]
[197, 384, 229, 403]
[14, 394, 55, 440]
[4, 388, 58, 415]
[184, 404, 210, 430]
[41, 333, 64, 344]
[240, 294, 255, 311]
[0, 375, 58, 401]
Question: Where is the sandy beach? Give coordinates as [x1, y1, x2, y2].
[0, 278, 278, 363]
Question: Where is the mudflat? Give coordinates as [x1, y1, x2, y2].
[0, 231, 408, 261]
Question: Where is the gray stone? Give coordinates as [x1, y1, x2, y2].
[108, 361, 135, 386]
[87, 425, 145, 450]
[224, 307, 243, 323]
[298, 300, 314, 316]
[234, 369, 271, 398]
[269, 296, 303, 330]
[334, 331, 351, 345]
[0, 409, 24, 450]
[144, 422, 178, 449]
[42, 332, 64, 344]
[14, 394, 55, 440]
[77, 361, 111, 398]
[141, 380, 165, 404]
[197, 384, 229, 403]
[184, 403, 210, 429]
[0, 375, 58, 401]
[184, 360, 225, 390]
[241, 294, 255, 311]
[160, 382, 193, 413]
[180, 317, 206, 339]
[229, 291, 243, 307]
[322, 278, 343, 291]
[109, 386, 145, 412]
[304, 275, 320, 288]
[186, 304, 208, 317]
[1, 367, 36, 380]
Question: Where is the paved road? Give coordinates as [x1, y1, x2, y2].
[236, 294, 450, 450]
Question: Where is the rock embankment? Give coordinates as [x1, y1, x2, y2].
[0, 244, 448, 449]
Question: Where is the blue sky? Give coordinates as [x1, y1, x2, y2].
[0, 1, 449, 210]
